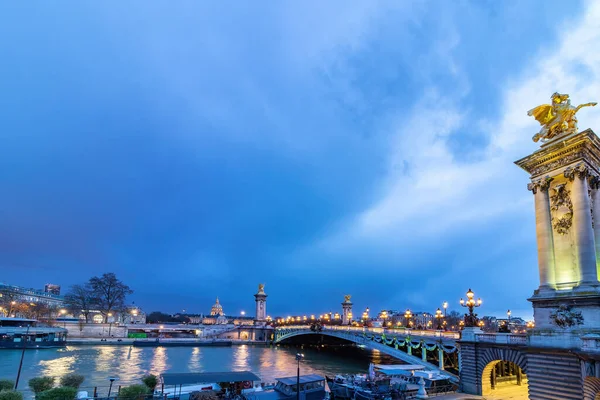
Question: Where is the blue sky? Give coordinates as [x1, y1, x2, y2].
[1, 1, 600, 319]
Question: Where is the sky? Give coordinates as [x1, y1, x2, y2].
[1, 1, 600, 320]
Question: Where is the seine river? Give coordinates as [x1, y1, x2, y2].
[1, 345, 400, 396]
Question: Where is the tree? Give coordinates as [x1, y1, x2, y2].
[59, 374, 85, 389]
[28, 377, 54, 394]
[88, 273, 133, 322]
[0, 380, 15, 391]
[146, 312, 172, 323]
[64, 284, 96, 323]
[0, 391, 23, 400]
[37, 387, 77, 400]
[446, 310, 462, 329]
[141, 375, 157, 392]
[118, 385, 148, 400]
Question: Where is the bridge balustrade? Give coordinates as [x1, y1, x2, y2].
[276, 325, 460, 339]
[472, 332, 527, 345]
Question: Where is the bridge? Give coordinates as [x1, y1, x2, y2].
[275, 326, 459, 380]
[274, 325, 533, 388]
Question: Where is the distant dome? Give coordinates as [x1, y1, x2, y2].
[210, 297, 224, 316]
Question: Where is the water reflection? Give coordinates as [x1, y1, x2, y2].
[95, 347, 119, 373]
[233, 345, 249, 370]
[1, 345, 403, 390]
[189, 348, 202, 372]
[39, 356, 76, 380]
[149, 347, 169, 377]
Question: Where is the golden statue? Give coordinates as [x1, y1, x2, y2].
[258, 283, 265, 294]
[528, 93, 596, 143]
[344, 294, 351, 302]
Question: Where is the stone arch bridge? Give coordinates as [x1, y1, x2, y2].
[275, 326, 461, 381]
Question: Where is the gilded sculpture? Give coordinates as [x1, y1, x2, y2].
[344, 294, 351, 303]
[258, 283, 265, 294]
[528, 93, 596, 143]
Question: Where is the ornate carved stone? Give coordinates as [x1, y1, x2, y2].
[550, 184, 573, 235]
[590, 175, 600, 190]
[550, 304, 584, 328]
[564, 163, 590, 181]
[528, 176, 554, 194]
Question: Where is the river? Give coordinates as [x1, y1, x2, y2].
[0, 345, 401, 396]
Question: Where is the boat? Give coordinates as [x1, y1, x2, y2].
[405, 371, 457, 395]
[0, 318, 67, 349]
[326, 375, 367, 399]
[158, 371, 326, 400]
[133, 339, 233, 347]
[255, 374, 326, 400]
[159, 371, 263, 399]
[370, 364, 457, 396]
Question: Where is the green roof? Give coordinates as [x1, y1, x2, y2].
[161, 371, 261, 386]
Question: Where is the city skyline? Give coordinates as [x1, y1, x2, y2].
[2, 1, 600, 319]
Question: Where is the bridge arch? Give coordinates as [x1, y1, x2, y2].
[479, 348, 528, 396]
[275, 327, 459, 381]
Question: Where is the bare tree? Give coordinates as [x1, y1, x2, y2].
[88, 273, 133, 322]
[64, 284, 96, 323]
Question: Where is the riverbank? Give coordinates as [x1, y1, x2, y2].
[66, 338, 270, 346]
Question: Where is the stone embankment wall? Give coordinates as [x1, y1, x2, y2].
[63, 322, 127, 338]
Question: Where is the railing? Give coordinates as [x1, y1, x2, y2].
[474, 332, 527, 345]
[276, 325, 460, 340]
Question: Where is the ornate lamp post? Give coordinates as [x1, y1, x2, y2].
[380, 310, 388, 327]
[435, 308, 443, 330]
[404, 309, 413, 328]
[459, 288, 482, 327]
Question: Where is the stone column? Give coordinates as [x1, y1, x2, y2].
[254, 284, 267, 324]
[342, 297, 353, 325]
[528, 176, 556, 289]
[590, 176, 600, 279]
[565, 164, 598, 285]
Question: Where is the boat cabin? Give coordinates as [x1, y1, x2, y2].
[160, 371, 262, 399]
[267, 375, 325, 400]
[0, 318, 67, 349]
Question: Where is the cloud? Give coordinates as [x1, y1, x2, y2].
[289, 0, 600, 315]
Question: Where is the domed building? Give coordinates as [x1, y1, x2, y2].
[210, 297, 224, 316]
[202, 297, 229, 325]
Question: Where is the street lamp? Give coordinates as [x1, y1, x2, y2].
[9, 301, 16, 317]
[130, 309, 138, 324]
[59, 309, 67, 328]
[404, 309, 413, 328]
[459, 289, 482, 327]
[380, 310, 388, 327]
[435, 308, 443, 330]
[241, 311, 246, 317]
[507, 310, 512, 332]
[295, 353, 304, 400]
[107, 377, 119, 398]
[107, 313, 113, 337]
